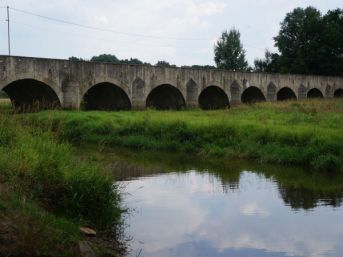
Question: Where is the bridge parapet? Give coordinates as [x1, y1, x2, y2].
[0, 55, 342, 110]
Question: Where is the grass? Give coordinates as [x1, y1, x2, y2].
[0, 111, 122, 256]
[23, 99, 343, 172]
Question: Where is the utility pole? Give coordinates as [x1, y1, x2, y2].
[6, 6, 10, 56]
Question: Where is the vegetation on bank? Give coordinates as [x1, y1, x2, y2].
[24, 99, 343, 172]
[0, 113, 122, 256]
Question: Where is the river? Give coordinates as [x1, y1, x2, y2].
[102, 150, 343, 257]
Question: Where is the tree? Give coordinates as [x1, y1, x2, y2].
[274, 7, 324, 74]
[68, 56, 86, 61]
[120, 58, 147, 65]
[254, 50, 280, 72]
[256, 7, 343, 76]
[214, 29, 248, 71]
[191, 65, 216, 69]
[320, 9, 343, 75]
[156, 61, 177, 67]
[91, 54, 120, 64]
[273, 7, 343, 75]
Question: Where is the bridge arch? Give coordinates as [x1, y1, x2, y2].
[199, 86, 229, 110]
[146, 84, 185, 110]
[241, 86, 266, 104]
[277, 87, 297, 101]
[82, 82, 131, 110]
[307, 88, 324, 99]
[2, 78, 61, 111]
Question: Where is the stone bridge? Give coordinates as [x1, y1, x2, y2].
[0, 55, 342, 110]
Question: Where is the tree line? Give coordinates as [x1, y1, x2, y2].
[70, 6, 343, 76]
[69, 54, 215, 69]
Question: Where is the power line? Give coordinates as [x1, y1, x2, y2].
[4, 6, 271, 52]
[9, 7, 213, 41]
[9, 20, 212, 50]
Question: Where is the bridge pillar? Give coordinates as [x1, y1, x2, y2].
[131, 99, 146, 109]
[62, 80, 80, 109]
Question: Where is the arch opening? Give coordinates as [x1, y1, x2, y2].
[82, 82, 131, 110]
[2, 79, 61, 111]
[277, 87, 297, 101]
[199, 86, 229, 110]
[241, 86, 266, 104]
[146, 84, 185, 110]
[334, 89, 343, 98]
[307, 88, 323, 99]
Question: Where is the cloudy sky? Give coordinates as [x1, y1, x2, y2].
[0, 0, 341, 66]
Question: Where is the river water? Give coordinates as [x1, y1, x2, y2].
[107, 150, 343, 257]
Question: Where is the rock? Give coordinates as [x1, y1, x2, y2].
[79, 227, 97, 237]
[77, 241, 96, 257]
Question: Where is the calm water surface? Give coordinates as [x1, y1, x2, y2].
[107, 151, 343, 257]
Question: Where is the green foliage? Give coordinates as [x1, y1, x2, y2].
[0, 114, 121, 228]
[254, 50, 280, 72]
[25, 99, 343, 172]
[259, 7, 343, 75]
[68, 56, 86, 61]
[156, 60, 177, 67]
[181, 65, 217, 70]
[214, 28, 248, 70]
[91, 54, 120, 64]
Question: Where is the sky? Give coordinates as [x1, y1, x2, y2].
[0, 0, 341, 66]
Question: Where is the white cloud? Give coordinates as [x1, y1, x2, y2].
[240, 203, 271, 217]
[0, 0, 341, 66]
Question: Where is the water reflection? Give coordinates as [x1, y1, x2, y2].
[93, 149, 343, 257]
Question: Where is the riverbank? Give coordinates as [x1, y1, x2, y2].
[24, 99, 343, 172]
[0, 112, 123, 256]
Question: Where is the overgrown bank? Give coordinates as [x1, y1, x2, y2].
[0, 113, 122, 256]
[25, 99, 343, 172]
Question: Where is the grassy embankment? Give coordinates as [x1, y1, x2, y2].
[0, 110, 122, 256]
[25, 99, 343, 172]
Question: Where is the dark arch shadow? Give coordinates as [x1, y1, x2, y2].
[334, 89, 343, 98]
[199, 86, 229, 110]
[241, 86, 266, 104]
[3, 79, 61, 111]
[146, 84, 185, 110]
[307, 88, 324, 99]
[277, 87, 297, 101]
[82, 82, 131, 110]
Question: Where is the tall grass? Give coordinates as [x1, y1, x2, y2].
[0, 112, 122, 256]
[23, 99, 343, 172]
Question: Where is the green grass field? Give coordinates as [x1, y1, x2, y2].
[23, 99, 343, 172]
